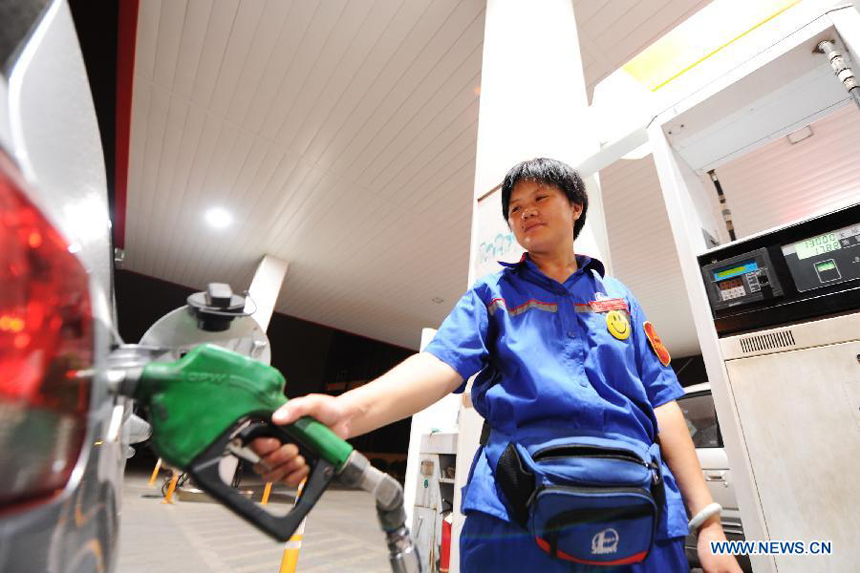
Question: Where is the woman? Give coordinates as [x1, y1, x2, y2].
[252, 158, 741, 572]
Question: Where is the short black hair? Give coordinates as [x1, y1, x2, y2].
[501, 158, 588, 239]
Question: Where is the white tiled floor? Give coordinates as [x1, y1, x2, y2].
[117, 471, 389, 573]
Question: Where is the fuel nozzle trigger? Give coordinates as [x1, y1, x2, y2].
[187, 414, 337, 542]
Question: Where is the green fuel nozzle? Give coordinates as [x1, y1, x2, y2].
[120, 344, 353, 542]
[131, 344, 353, 471]
[114, 344, 421, 571]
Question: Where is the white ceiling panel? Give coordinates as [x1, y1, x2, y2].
[573, 0, 715, 99]
[127, 0, 483, 349]
[706, 102, 860, 239]
[126, 0, 722, 351]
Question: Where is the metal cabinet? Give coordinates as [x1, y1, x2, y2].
[724, 335, 860, 572]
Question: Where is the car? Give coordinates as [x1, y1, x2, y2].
[0, 1, 135, 571]
[678, 382, 752, 572]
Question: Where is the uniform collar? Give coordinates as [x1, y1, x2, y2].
[499, 252, 606, 278]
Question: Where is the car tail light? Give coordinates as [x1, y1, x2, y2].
[0, 153, 93, 509]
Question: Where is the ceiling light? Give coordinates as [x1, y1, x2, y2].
[205, 207, 232, 229]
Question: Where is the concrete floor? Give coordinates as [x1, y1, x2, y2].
[118, 470, 390, 573]
[118, 469, 705, 572]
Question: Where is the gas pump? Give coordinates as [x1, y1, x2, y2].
[640, 7, 860, 572]
[574, 4, 860, 571]
[698, 204, 860, 572]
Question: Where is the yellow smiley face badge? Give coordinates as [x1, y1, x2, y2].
[606, 310, 630, 340]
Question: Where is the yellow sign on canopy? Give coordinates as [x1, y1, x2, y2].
[623, 0, 800, 91]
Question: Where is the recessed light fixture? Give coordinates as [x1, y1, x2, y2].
[786, 125, 813, 145]
[431, 297, 444, 304]
[205, 207, 233, 229]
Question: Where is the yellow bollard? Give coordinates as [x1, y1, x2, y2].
[162, 473, 179, 504]
[261, 482, 273, 505]
[279, 478, 307, 573]
[148, 458, 163, 486]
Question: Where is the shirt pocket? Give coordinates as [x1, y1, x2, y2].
[579, 310, 636, 363]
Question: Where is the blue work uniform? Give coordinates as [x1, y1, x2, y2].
[424, 254, 689, 572]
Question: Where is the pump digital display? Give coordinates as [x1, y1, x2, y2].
[793, 232, 842, 260]
[713, 260, 758, 281]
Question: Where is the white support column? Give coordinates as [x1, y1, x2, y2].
[648, 125, 776, 573]
[453, 2, 608, 570]
[247, 255, 289, 332]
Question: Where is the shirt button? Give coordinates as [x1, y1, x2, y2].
[567, 330, 576, 338]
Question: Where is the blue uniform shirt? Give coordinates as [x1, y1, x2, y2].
[424, 254, 689, 540]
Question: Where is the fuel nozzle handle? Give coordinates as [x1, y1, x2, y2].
[117, 344, 355, 541]
[112, 343, 420, 570]
[129, 344, 353, 472]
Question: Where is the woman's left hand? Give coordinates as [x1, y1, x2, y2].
[696, 519, 743, 573]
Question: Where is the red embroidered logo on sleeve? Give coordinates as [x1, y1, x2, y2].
[643, 321, 671, 367]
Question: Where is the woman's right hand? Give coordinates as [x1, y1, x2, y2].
[248, 394, 353, 486]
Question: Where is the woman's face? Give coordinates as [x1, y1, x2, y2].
[507, 180, 582, 254]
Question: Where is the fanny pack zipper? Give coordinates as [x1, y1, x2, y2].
[528, 483, 656, 508]
[533, 444, 654, 469]
[535, 484, 653, 497]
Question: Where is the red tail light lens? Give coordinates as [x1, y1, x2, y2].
[0, 154, 93, 508]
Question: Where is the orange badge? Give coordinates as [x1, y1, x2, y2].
[643, 321, 671, 367]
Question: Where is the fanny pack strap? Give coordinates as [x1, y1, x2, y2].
[648, 441, 666, 520]
[479, 419, 491, 447]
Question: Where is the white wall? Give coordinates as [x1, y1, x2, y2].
[703, 102, 860, 240]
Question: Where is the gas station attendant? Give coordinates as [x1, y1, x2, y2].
[252, 158, 742, 572]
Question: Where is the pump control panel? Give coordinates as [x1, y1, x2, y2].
[698, 203, 860, 335]
[702, 248, 782, 311]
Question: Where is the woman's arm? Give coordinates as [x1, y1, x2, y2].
[654, 400, 715, 521]
[275, 351, 463, 438]
[654, 400, 742, 573]
[250, 352, 463, 484]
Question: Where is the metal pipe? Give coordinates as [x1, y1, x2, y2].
[707, 170, 736, 242]
[339, 452, 422, 572]
[816, 40, 860, 111]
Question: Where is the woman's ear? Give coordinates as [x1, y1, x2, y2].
[572, 202, 584, 220]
